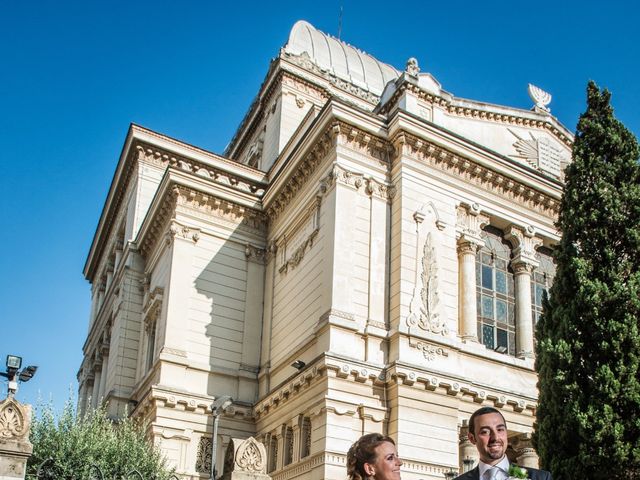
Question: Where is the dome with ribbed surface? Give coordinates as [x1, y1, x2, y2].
[284, 20, 399, 97]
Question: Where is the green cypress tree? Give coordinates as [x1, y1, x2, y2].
[533, 81, 640, 479]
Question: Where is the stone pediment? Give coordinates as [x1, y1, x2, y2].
[437, 111, 572, 179]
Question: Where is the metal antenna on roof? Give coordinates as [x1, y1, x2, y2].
[337, 5, 343, 40]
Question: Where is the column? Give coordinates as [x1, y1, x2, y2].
[512, 261, 535, 358]
[91, 362, 102, 408]
[506, 226, 542, 359]
[457, 239, 482, 341]
[513, 433, 539, 469]
[98, 353, 108, 402]
[459, 421, 478, 472]
[455, 203, 489, 342]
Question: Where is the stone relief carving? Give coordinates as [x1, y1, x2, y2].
[508, 128, 566, 179]
[167, 220, 200, 245]
[195, 437, 212, 474]
[221, 437, 268, 480]
[413, 341, 449, 361]
[0, 398, 30, 440]
[408, 206, 448, 336]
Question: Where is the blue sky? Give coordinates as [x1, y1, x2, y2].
[1, 0, 638, 412]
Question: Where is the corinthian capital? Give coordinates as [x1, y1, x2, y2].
[505, 224, 542, 267]
[455, 202, 489, 246]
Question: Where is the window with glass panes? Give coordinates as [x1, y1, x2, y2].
[476, 227, 516, 355]
[531, 247, 555, 326]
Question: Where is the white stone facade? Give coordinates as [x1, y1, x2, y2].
[78, 20, 570, 480]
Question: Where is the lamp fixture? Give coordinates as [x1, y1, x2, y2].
[291, 360, 306, 370]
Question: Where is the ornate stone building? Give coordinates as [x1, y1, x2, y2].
[78, 20, 570, 480]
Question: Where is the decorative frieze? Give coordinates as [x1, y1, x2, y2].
[395, 133, 560, 216]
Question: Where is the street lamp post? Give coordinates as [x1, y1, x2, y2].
[0, 355, 37, 398]
[210, 395, 233, 480]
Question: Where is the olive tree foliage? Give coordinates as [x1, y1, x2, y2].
[534, 82, 640, 479]
[27, 399, 175, 479]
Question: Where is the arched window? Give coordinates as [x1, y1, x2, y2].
[476, 226, 516, 355]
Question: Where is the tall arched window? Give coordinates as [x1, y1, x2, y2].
[476, 227, 516, 355]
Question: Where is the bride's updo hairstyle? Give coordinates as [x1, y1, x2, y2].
[346, 433, 395, 480]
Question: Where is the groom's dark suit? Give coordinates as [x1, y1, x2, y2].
[453, 465, 552, 480]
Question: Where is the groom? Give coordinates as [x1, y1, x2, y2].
[454, 407, 552, 480]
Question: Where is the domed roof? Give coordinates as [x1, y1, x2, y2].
[284, 20, 399, 97]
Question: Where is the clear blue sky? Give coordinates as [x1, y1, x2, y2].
[1, 0, 638, 412]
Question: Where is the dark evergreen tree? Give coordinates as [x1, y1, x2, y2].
[534, 81, 640, 479]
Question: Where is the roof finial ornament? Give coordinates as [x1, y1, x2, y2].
[405, 57, 420, 77]
[528, 83, 552, 113]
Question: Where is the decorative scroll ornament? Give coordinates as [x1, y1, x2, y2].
[0, 397, 30, 440]
[408, 232, 448, 335]
[223, 437, 268, 479]
[236, 437, 265, 472]
[414, 341, 449, 361]
[527, 83, 551, 113]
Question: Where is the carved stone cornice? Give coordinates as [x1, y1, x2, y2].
[140, 185, 267, 257]
[380, 81, 572, 147]
[395, 133, 560, 216]
[266, 124, 336, 222]
[135, 144, 266, 198]
[332, 122, 392, 166]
